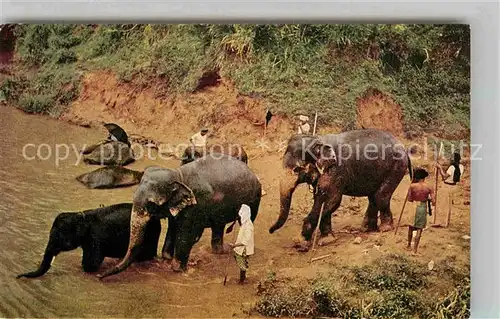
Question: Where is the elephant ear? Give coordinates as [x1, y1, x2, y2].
[309, 138, 337, 175]
[167, 181, 197, 217]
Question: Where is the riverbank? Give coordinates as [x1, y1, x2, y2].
[3, 98, 471, 317]
[1, 23, 471, 318]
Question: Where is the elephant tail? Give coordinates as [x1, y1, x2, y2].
[407, 150, 413, 181]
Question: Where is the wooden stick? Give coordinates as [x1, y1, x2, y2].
[445, 190, 453, 227]
[394, 189, 410, 236]
[433, 166, 439, 224]
[433, 142, 443, 224]
[311, 254, 332, 262]
[309, 202, 325, 263]
[223, 220, 239, 286]
[313, 111, 318, 135]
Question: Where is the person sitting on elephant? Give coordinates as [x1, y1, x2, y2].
[407, 168, 435, 255]
[229, 204, 255, 284]
[189, 128, 209, 147]
[297, 115, 310, 134]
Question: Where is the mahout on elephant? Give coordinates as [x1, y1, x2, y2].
[16, 203, 161, 278]
[97, 154, 262, 279]
[76, 166, 144, 189]
[180, 144, 248, 165]
[269, 129, 412, 251]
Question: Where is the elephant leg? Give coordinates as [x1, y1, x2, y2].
[376, 193, 394, 232]
[318, 198, 342, 237]
[361, 196, 379, 232]
[82, 241, 104, 273]
[162, 217, 177, 260]
[373, 165, 406, 232]
[137, 220, 161, 262]
[302, 193, 342, 243]
[172, 217, 204, 272]
[211, 224, 225, 254]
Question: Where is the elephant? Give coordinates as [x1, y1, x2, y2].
[76, 166, 144, 189]
[16, 203, 161, 278]
[96, 154, 262, 279]
[268, 129, 412, 250]
[180, 144, 248, 165]
[82, 141, 135, 166]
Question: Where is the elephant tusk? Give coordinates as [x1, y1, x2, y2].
[169, 207, 181, 217]
[316, 164, 325, 175]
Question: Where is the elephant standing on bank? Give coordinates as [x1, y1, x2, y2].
[97, 154, 262, 279]
[269, 129, 412, 250]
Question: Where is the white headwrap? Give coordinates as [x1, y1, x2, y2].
[233, 204, 254, 256]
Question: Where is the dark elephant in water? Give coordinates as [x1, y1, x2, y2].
[81, 141, 135, 166]
[76, 166, 144, 189]
[97, 154, 262, 279]
[16, 203, 161, 278]
[268, 129, 412, 250]
[180, 144, 248, 165]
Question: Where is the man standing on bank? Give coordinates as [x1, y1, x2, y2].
[228, 204, 255, 284]
[436, 151, 465, 227]
[407, 168, 436, 255]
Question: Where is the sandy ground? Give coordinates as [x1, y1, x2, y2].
[57, 71, 470, 316]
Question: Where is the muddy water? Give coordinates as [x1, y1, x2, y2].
[0, 106, 254, 318]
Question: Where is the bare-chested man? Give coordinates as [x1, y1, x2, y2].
[407, 168, 436, 255]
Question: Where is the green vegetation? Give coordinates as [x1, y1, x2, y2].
[1, 24, 469, 135]
[252, 254, 470, 318]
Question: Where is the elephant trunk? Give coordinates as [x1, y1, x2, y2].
[97, 205, 150, 279]
[16, 246, 57, 279]
[269, 171, 298, 233]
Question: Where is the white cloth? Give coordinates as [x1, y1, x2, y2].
[445, 164, 465, 184]
[233, 204, 254, 256]
[298, 123, 311, 134]
[190, 132, 207, 147]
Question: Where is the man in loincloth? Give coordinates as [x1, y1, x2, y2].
[228, 204, 254, 284]
[407, 168, 436, 255]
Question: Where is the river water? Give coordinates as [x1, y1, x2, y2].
[0, 106, 253, 318]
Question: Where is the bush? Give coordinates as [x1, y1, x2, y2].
[352, 254, 428, 291]
[434, 277, 470, 319]
[7, 23, 470, 133]
[252, 255, 470, 319]
[18, 94, 54, 113]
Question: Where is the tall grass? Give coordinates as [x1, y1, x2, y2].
[2, 24, 470, 134]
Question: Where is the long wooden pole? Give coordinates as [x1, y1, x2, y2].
[445, 190, 453, 227]
[313, 111, 318, 135]
[394, 189, 410, 236]
[223, 221, 239, 285]
[309, 202, 325, 263]
[433, 142, 443, 224]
